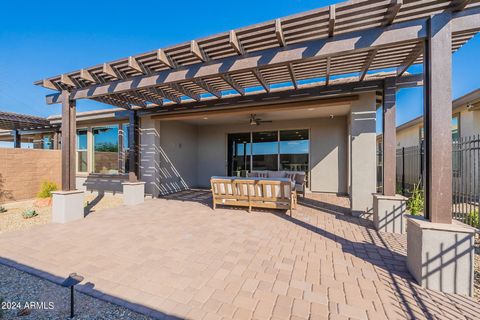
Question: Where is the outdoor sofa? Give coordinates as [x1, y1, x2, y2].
[247, 170, 306, 198]
[210, 176, 297, 215]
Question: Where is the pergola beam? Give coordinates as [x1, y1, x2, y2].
[252, 69, 270, 92]
[128, 56, 143, 73]
[229, 30, 245, 55]
[222, 74, 245, 95]
[60, 74, 75, 87]
[194, 79, 222, 98]
[148, 87, 182, 104]
[79, 69, 96, 83]
[287, 64, 298, 89]
[328, 5, 336, 37]
[171, 83, 201, 101]
[383, 0, 403, 26]
[191, 40, 209, 62]
[102, 63, 119, 79]
[157, 49, 176, 69]
[325, 57, 331, 85]
[275, 19, 286, 47]
[397, 41, 423, 76]
[359, 49, 378, 81]
[43, 10, 480, 104]
[451, 0, 471, 11]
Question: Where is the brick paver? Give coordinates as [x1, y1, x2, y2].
[0, 190, 478, 319]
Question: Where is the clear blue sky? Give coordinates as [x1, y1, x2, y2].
[1, 0, 479, 133]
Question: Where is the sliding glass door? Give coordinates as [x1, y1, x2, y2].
[252, 131, 278, 171]
[227, 132, 251, 177]
[227, 129, 309, 176]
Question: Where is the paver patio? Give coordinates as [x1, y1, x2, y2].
[0, 191, 478, 319]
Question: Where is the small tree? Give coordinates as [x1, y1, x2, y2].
[407, 182, 424, 216]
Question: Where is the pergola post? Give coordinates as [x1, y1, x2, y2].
[61, 91, 77, 191]
[12, 129, 21, 148]
[128, 110, 139, 181]
[53, 130, 60, 150]
[406, 12, 475, 297]
[424, 13, 453, 224]
[122, 109, 145, 205]
[51, 91, 85, 224]
[382, 77, 397, 197]
[373, 77, 407, 234]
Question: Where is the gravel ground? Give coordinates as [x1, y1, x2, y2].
[475, 235, 480, 300]
[0, 264, 150, 319]
[0, 193, 123, 235]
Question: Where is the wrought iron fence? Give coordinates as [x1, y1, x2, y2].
[377, 134, 480, 228]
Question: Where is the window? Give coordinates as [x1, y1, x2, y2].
[227, 132, 251, 176]
[93, 125, 119, 174]
[279, 130, 309, 172]
[252, 131, 278, 171]
[227, 129, 310, 176]
[77, 129, 88, 173]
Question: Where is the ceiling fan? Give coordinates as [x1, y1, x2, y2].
[249, 114, 272, 126]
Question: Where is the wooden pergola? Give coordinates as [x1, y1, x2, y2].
[0, 111, 59, 148]
[35, 0, 480, 224]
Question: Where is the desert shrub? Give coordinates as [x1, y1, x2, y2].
[0, 206, 6, 213]
[22, 209, 38, 219]
[407, 182, 424, 216]
[37, 181, 58, 199]
[466, 210, 479, 228]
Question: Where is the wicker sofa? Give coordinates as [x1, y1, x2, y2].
[247, 170, 306, 198]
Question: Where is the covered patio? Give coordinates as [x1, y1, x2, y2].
[18, 0, 480, 310]
[0, 192, 477, 319]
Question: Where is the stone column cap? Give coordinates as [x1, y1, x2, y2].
[372, 193, 408, 200]
[122, 181, 146, 186]
[51, 190, 85, 195]
[406, 215, 476, 234]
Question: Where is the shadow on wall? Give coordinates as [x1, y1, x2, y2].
[0, 174, 13, 203]
[158, 146, 189, 196]
[0, 257, 182, 319]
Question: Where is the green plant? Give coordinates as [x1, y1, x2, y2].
[407, 182, 424, 215]
[0, 206, 6, 213]
[466, 209, 479, 228]
[37, 181, 58, 199]
[22, 209, 38, 219]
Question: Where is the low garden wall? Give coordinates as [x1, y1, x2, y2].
[0, 148, 61, 203]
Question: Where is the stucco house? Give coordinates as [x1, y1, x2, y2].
[377, 88, 480, 148]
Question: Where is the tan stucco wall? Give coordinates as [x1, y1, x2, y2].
[397, 124, 421, 147]
[159, 121, 198, 193]
[0, 149, 61, 203]
[349, 93, 377, 215]
[195, 116, 349, 194]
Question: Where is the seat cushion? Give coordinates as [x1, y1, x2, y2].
[268, 171, 286, 178]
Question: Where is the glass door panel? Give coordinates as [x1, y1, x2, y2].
[252, 131, 278, 171]
[279, 129, 309, 172]
[227, 132, 251, 177]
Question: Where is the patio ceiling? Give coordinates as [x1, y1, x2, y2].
[35, 0, 480, 110]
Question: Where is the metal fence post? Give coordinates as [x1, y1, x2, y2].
[402, 147, 405, 195]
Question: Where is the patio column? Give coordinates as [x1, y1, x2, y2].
[12, 129, 20, 148]
[61, 90, 76, 191]
[382, 77, 397, 197]
[51, 90, 85, 224]
[406, 12, 475, 297]
[128, 110, 139, 181]
[372, 78, 408, 234]
[424, 13, 453, 224]
[53, 130, 60, 150]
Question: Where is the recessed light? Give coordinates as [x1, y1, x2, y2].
[307, 108, 315, 111]
[203, 117, 208, 120]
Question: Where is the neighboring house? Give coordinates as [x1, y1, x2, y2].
[377, 88, 480, 148]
